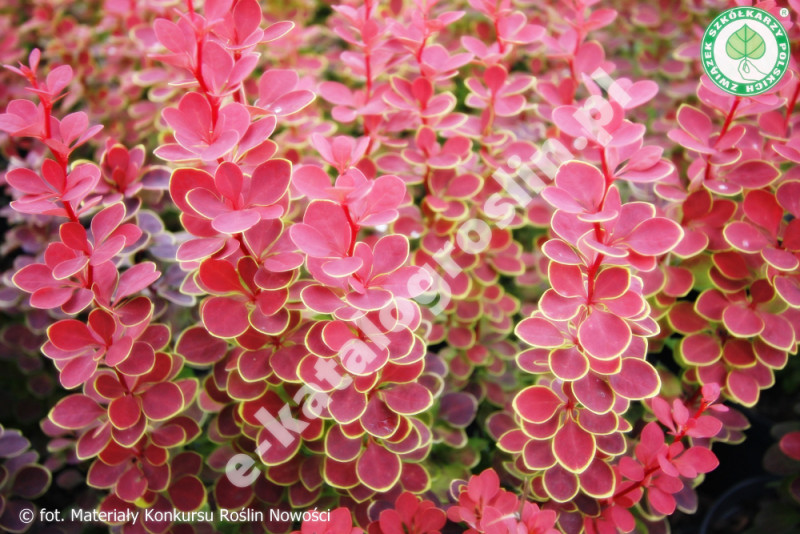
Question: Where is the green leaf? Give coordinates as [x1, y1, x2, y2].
[726, 24, 766, 60]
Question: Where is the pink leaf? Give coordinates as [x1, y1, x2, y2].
[109, 395, 141, 429]
[249, 159, 292, 206]
[50, 395, 105, 429]
[142, 382, 185, 420]
[723, 222, 770, 252]
[382, 383, 433, 415]
[117, 262, 160, 301]
[176, 326, 227, 366]
[49, 319, 95, 351]
[723, 160, 779, 188]
[578, 310, 631, 360]
[516, 317, 566, 348]
[513, 386, 562, 423]
[201, 296, 249, 338]
[722, 305, 764, 337]
[554, 417, 595, 473]
[357, 442, 400, 492]
[609, 358, 660, 400]
[625, 218, 684, 256]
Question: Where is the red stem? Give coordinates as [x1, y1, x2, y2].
[703, 97, 741, 183]
[63, 201, 79, 223]
[422, 166, 432, 197]
[42, 102, 53, 139]
[612, 465, 660, 501]
[29, 76, 54, 140]
[344, 207, 359, 256]
[482, 103, 496, 138]
[232, 51, 244, 104]
[609, 393, 713, 502]
[585, 250, 603, 304]
[29, 66, 98, 295]
[31, 75, 80, 222]
[673, 400, 710, 442]
[600, 149, 612, 192]
[416, 35, 429, 64]
[235, 233, 254, 259]
[585, 149, 612, 304]
[717, 97, 741, 142]
[493, 16, 505, 54]
[784, 83, 800, 134]
[364, 50, 373, 101]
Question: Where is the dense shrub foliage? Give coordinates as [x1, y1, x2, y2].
[0, 0, 799, 533]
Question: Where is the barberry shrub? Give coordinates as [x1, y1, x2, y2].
[0, 0, 798, 533]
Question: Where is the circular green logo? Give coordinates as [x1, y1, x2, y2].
[701, 7, 790, 96]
